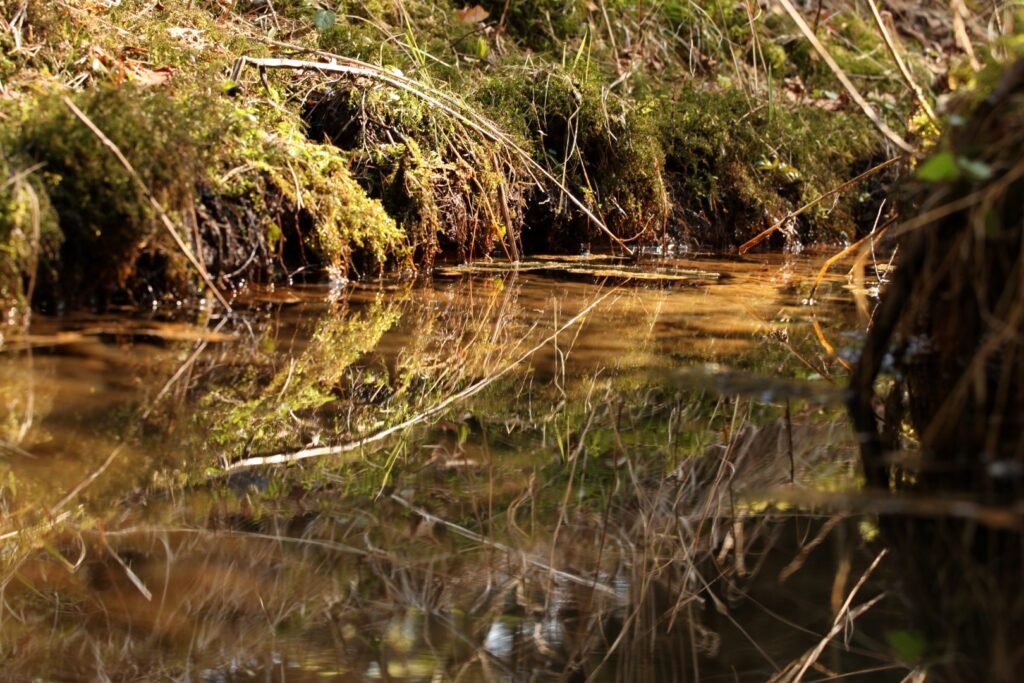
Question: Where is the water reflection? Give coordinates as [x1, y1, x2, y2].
[0, 254, 903, 681]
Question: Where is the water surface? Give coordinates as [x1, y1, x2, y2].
[0, 253, 906, 681]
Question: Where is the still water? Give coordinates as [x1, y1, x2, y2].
[0, 254, 909, 681]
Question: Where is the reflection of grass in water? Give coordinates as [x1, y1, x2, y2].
[2, 375, 874, 680]
[0, 269, 890, 679]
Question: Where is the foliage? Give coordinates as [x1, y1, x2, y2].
[0, 0, 963, 309]
[8, 87, 226, 303]
[659, 84, 878, 247]
[475, 65, 669, 249]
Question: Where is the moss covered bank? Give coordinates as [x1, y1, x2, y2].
[0, 0, 962, 315]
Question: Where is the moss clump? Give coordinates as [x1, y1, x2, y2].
[0, 83, 405, 308]
[658, 85, 878, 248]
[232, 99, 405, 277]
[304, 81, 529, 264]
[0, 155, 60, 318]
[475, 66, 669, 250]
[7, 86, 228, 306]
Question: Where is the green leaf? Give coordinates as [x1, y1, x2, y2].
[313, 10, 337, 31]
[916, 151, 960, 183]
[886, 629, 926, 663]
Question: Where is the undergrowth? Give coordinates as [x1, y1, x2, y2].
[0, 0, 997, 317]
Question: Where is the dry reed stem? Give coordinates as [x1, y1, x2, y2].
[778, 513, 847, 583]
[807, 216, 896, 301]
[768, 488, 1024, 530]
[773, 548, 887, 682]
[866, 0, 939, 127]
[101, 526, 368, 556]
[232, 55, 635, 255]
[774, 0, 915, 154]
[51, 445, 126, 514]
[738, 156, 902, 254]
[951, 0, 981, 71]
[222, 286, 620, 471]
[61, 97, 234, 312]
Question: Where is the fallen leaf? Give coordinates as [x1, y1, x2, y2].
[455, 4, 489, 24]
[129, 65, 172, 86]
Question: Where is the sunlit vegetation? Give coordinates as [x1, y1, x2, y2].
[0, 0, 968, 317]
[3, 0, 1024, 680]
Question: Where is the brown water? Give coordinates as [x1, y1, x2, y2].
[0, 254, 908, 681]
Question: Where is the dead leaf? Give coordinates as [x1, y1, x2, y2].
[455, 4, 489, 24]
[129, 65, 172, 86]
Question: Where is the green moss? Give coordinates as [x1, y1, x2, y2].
[471, 0, 588, 51]
[658, 84, 878, 247]
[303, 78, 530, 264]
[230, 100, 406, 274]
[475, 66, 668, 248]
[7, 86, 227, 302]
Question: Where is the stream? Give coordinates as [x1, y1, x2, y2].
[0, 253, 911, 681]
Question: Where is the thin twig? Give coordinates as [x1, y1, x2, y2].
[775, 549, 888, 682]
[389, 493, 617, 595]
[739, 156, 902, 254]
[808, 216, 896, 301]
[866, 0, 938, 127]
[52, 445, 126, 514]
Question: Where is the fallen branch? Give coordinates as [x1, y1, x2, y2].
[231, 55, 635, 256]
[222, 286, 619, 471]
